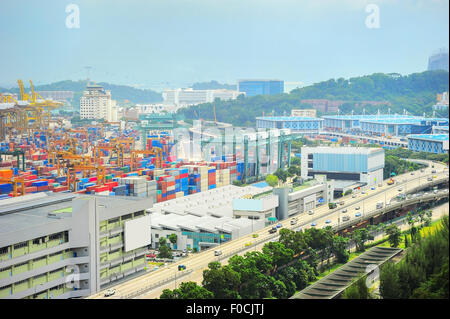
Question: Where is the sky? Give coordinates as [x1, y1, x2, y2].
[0, 0, 448, 91]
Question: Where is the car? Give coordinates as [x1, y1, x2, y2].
[398, 188, 403, 192]
[252, 233, 259, 238]
[410, 172, 414, 175]
[276, 223, 283, 228]
[339, 201, 345, 206]
[342, 216, 350, 222]
[290, 218, 298, 225]
[433, 189, 438, 194]
[269, 228, 277, 234]
[245, 242, 253, 247]
[361, 191, 366, 195]
[352, 194, 357, 198]
[427, 177, 433, 181]
[371, 187, 375, 190]
[214, 250, 222, 256]
[355, 213, 362, 217]
[178, 265, 187, 271]
[433, 175, 437, 179]
[355, 206, 360, 210]
[420, 169, 425, 173]
[311, 222, 317, 227]
[308, 210, 314, 215]
[325, 219, 331, 224]
[146, 253, 156, 258]
[341, 209, 348, 213]
[104, 289, 116, 297]
[432, 170, 436, 174]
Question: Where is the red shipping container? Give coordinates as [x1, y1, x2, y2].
[88, 177, 97, 182]
[36, 185, 48, 192]
[95, 186, 109, 193]
[25, 186, 37, 193]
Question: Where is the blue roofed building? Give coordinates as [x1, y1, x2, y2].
[237, 79, 284, 97]
[407, 134, 449, 154]
[256, 116, 324, 136]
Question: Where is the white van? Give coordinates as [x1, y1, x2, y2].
[214, 250, 222, 256]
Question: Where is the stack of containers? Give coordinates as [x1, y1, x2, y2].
[119, 177, 148, 198]
[146, 180, 157, 201]
[208, 167, 216, 190]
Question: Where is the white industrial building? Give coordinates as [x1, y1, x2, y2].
[80, 84, 118, 122]
[301, 146, 385, 187]
[162, 88, 243, 107]
[147, 185, 273, 251]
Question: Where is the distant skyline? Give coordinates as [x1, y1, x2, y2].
[0, 0, 448, 91]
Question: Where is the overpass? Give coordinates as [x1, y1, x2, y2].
[319, 130, 408, 148]
[87, 161, 448, 299]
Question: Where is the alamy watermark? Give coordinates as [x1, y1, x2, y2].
[365, 4, 380, 29]
[65, 4, 80, 29]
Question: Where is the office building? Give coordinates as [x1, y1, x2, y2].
[80, 84, 118, 122]
[0, 193, 154, 299]
[407, 134, 449, 154]
[301, 146, 385, 187]
[237, 79, 284, 97]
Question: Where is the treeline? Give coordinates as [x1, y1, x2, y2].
[384, 155, 423, 179]
[177, 70, 449, 127]
[160, 227, 351, 299]
[380, 216, 449, 299]
[385, 148, 449, 165]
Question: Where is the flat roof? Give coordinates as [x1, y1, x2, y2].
[256, 116, 322, 121]
[322, 114, 448, 124]
[407, 134, 449, 142]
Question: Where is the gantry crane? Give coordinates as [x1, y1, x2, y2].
[0, 177, 25, 197]
[130, 147, 162, 171]
[92, 144, 125, 167]
[66, 164, 106, 192]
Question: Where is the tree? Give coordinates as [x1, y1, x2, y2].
[160, 281, 214, 299]
[262, 242, 295, 274]
[290, 157, 301, 166]
[332, 236, 350, 263]
[352, 228, 369, 252]
[265, 174, 279, 187]
[407, 212, 417, 243]
[385, 224, 401, 248]
[168, 233, 178, 246]
[273, 168, 289, 183]
[379, 261, 401, 299]
[202, 262, 241, 299]
[158, 237, 172, 259]
[341, 276, 371, 299]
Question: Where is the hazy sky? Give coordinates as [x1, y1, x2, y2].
[0, 0, 448, 91]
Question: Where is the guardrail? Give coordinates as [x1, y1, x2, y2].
[120, 269, 193, 299]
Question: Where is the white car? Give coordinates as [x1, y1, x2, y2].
[308, 210, 314, 215]
[104, 289, 116, 297]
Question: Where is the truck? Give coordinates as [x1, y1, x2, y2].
[387, 178, 395, 185]
[328, 202, 337, 209]
[376, 202, 384, 209]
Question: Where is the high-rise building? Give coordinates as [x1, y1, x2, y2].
[428, 48, 449, 72]
[237, 79, 284, 97]
[80, 84, 118, 121]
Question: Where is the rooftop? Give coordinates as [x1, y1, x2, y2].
[256, 116, 322, 121]
[407, 134, 449, 142]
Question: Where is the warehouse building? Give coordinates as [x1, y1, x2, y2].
[301, 146, 385, 187]
[323, 114, 448, 137]
[407, 134, 449, 154]
[433, 125, 449, 134]
[0, 192, 154, 299]
[256, 116, 324, 136]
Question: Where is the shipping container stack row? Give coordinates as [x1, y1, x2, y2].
[154, 167, 189, 202]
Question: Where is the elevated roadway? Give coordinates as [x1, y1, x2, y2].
[87, 161, 448, 299]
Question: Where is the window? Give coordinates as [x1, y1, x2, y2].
[49, 233, 62, 241]
[109, 233, 120, 239]
[14, 278, 29, 286]
[0, 247, 8, 255]
[108, 218, 119, 224]
[14, 242, 28, 250]
[0, 267, 11, 273]
[134, 211, 144, 217]
[155, 234, 159, 238]
[14, 261, 28, 268]
[122, 213, 132, 220]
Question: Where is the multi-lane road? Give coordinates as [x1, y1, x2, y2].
[88, 161, 449, 299]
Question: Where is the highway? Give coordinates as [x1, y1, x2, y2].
[87, 160, 449, 299]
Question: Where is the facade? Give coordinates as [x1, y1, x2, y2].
[162, 88, 242, 106]
[0, 193, 154, 299]
[232, 194, 278, 224]
[291, 109, 317, 118]
[38, 91, 74, 102]
[428, 49, 449, 72]
[301, 146, 385, 187]
[432, 125, 449, 134]
[80, 84, 118, 122]
[433, 92, 449, 111]
[256, 116, 324, 136]
[237, 80, 284, 97]
[323, 114, 449, 137]
[407, 134, 449, 154]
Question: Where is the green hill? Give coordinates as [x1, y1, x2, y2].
[177, 70, 449, 127]
[1, 80, 162, 108]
